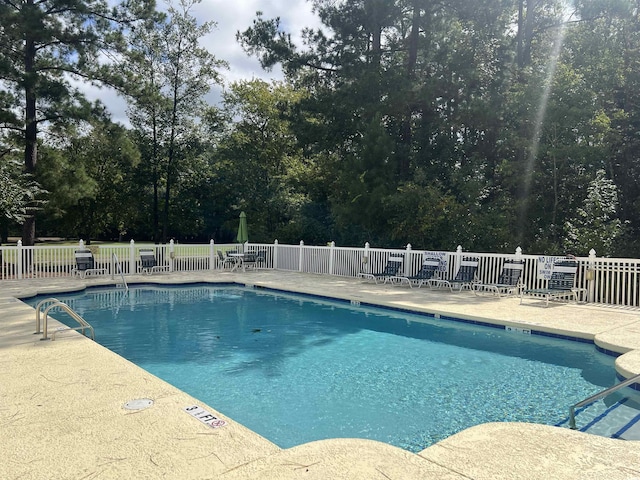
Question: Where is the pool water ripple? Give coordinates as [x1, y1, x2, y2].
[27, 285, 618, 452]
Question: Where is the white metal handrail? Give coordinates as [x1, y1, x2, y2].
[569, 373, 640, 429]
[35, 297, 61, 335]
[38, 300, 94, 341]
[112, 253, 128, 290]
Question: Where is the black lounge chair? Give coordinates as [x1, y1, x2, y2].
[390, 257, 441, 288]
[217, 250, 235, 269]
[255, 250, 267, 268]
[241, 250, 267, 270]
[72, 249, 107, 278]
[427, 257, 479, 292]
[242, 252, 257, 270]
[139, 249, 169, 275]
[358, 255, 404, 284]
[474, 260, 525, 296]
[520, 259, 579, 307]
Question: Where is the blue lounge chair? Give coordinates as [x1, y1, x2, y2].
[427, 257, 479, 292]
[474, 260, 524, 296]
[390, 257, 441, 288]
[359, 255, 404, 284]
[520, 259, 579, 307]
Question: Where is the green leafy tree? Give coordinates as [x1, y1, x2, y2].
[564, 170, 624, 256]
[0, 0, 154, 245]
[213, 79, 322, 243]
[569, 0, 640, 255]
[120, 0, 226, 242]
[506, 0, 640, 254]
[0, 152, 45, 241]
[36, 118, 140, 240]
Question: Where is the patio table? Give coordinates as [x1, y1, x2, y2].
[228, 253, 245, 272]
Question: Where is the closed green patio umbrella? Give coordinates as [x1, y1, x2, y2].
[236, 211, 248, 246]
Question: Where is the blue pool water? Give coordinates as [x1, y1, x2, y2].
[26, 284, 617, 452]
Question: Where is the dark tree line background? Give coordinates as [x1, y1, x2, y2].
[1, 0, 638, 256]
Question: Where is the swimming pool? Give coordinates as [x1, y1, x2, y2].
[26, 284, 619, 452]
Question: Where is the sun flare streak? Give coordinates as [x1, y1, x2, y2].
[518, 23, 567, 236]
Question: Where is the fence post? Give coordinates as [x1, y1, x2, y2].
[455, 245, 463, 276]
[274, 240, 279, 269]
[169, 239, 175, 272]
[329, 241, 335, 276]
[588, 248, 596, 303]
[405, 243, 412, 276]
[299, 240, 304, 272]
[17, 240, 23, 280]
[209, 240, 215, 271]
[515, 246, 522, 260]
[362, 242, 370, 274]
[129, 239, 136, 275]
[79, 239, 84, 249]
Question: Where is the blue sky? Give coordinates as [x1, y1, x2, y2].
[82, 0, 321, 126]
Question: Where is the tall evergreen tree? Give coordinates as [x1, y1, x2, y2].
[238, 0, 520, 248]
[0, 0, 154, 245]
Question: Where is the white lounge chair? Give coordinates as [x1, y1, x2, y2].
[359, 255, 404, 284]
[72, 249, 107, 279]
[427, 257, 479, 292]
[520, 259, 579, 307]
[474, 260, 524, 296]
[389, 257, 441, 288]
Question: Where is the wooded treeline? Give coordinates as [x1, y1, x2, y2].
[1, 0, 638, 256]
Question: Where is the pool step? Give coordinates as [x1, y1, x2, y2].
[568, 397, 640, 441]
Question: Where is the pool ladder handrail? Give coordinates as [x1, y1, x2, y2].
[569, 372, 640, 429]
[34, 297, 95, 341]
[112, 253, 128, 291]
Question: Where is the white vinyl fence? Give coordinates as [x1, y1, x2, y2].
[1, 239, 639, 308]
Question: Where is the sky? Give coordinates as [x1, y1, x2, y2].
[84, 0, 322, 126]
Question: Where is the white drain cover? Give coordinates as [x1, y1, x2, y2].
[123, 398, 154, 410]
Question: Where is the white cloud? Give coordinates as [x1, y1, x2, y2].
[66, 78, 129, 127]
[197, 1, 322, 108]
[196, 0, 321, 77]
[84, 1, 322, 126]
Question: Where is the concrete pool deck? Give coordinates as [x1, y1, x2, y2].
[1, 270, 640, 479]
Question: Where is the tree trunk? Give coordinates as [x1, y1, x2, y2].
[406, 2, 420, 77]
[397, 2, 422, 178]
[162, 111, 178, 243]
[162, 161, 172, 243]
[516, 0, 539, 71]
[516, 0, 524, 69]
[22, 7, 37, 246]
[0, 218, 8, 244]
[152, 110, 160, 243]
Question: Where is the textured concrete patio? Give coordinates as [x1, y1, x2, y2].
[2, 270, 640, 479]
